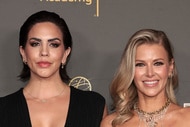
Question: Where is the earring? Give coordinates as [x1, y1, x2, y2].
[23, 60, 27, 65]
[61, 63, 65, 69]
[169, 72, 173, 79]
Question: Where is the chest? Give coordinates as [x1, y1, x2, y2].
[27, 98, 69, 127]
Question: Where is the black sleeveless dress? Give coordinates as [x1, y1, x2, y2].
[0, 86, 105, 127]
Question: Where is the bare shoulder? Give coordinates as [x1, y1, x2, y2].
[100, 112, 116, 127]
[170, 104, 190, 116]
[165, 104, 190, 126]
[174, 106, 190, 125]
[178, 106, 190, 117]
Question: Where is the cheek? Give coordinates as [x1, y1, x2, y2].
[51, 50, 64, 60]
[24, 46, 38, 58]
[134, 68, 145, 79]
[155, 66, 170, 78]
[134, 68, 144, 85]
[25, 50, 36, 60]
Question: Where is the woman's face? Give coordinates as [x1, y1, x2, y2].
[134, 43, 173, 98]
[20, 22, 70, 79]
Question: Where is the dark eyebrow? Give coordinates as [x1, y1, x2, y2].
[29, 37, 41, 42]
[28, 37, 61, 43]
[48, 38, 61, 42]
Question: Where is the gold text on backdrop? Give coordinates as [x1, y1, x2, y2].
[40, 0, 99, 17]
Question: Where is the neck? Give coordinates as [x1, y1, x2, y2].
[24, 78, 68, 102]
[134, 98, 170, 114]
[137, 95, 168, 112]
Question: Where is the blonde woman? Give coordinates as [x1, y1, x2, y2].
[101, 29, 190, 127]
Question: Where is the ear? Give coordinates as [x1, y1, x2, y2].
[19, 46, 27, 62]
[62, 47, 71, 64]
[169, 58, 174, 76]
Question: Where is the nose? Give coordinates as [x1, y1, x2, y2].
[40, 45, 49, 56]
[146, 65, 154, 77]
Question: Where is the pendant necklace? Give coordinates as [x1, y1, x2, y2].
[134, 99, 170, 127]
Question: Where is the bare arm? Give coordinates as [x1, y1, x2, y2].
[102, 105, 108, 118]
[101, 112, 116, 127]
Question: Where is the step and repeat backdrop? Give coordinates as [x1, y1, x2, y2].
[0, 0, 190, 109]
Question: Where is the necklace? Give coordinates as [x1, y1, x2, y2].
[24, 88, 65, 103]
[134, 99, 170, 127]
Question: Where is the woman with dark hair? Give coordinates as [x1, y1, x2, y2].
[101, 29, 190, 127]
[0, 10, 107, 127]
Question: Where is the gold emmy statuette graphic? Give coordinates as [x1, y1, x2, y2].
[69, 76, 92, 91]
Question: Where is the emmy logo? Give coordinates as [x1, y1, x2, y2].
[69, 76, 92, 91]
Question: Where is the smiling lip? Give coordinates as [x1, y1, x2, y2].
[143, 80, 158, 86]
[37, 61, 51, 68]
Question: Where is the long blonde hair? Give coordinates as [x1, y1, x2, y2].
[110, 29, 178, 126]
